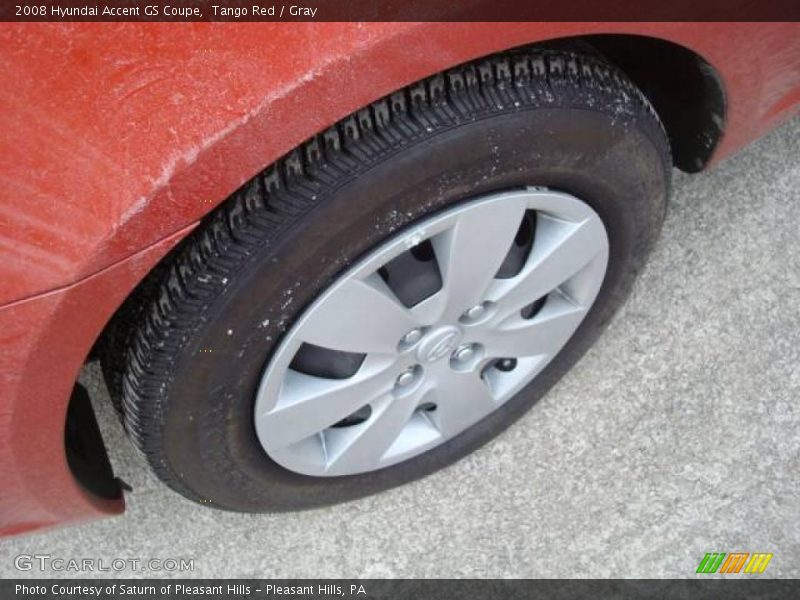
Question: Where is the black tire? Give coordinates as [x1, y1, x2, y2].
[103, 49, 670, 511]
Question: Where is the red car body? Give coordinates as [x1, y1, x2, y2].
[1, 22, 798, 537]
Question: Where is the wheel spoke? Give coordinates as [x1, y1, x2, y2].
[487, 214, 606, 316]
[430, 370, 497, 438]
[432, 197, 528, 321]
[409, 288, 448, 324]
[259, 356, 396, 449]
[324, 388, 423, 475]
[482, 294, 587, 359]
[297, 276, 418, 354]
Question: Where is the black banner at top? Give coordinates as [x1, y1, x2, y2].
[2, 0, 800, 22]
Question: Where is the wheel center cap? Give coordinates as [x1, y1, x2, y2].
[416, 325, 462, 363]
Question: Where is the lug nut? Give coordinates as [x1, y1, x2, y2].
[401, 328, 423, 345]
[497, 358, 517, 372]
[453, 344, 475, 363]
[395, 366, 418, 388]
[466, 304, 485, 320]
[461, 302, 492, 323]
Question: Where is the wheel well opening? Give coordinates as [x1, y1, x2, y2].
[65, 382, 122, 500]
[576, 34, 726, 172]
[89, 32, 726, 403]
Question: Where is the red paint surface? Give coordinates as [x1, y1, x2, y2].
[0, 225, 195, 537]
[0, 23, 798, 535]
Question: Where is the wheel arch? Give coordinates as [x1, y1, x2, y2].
[80, 26, 733, 289]
[88, 28, 727, 492]
[93, 29, 729, 382]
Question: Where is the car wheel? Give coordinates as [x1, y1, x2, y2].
[104, 49, 670, 510]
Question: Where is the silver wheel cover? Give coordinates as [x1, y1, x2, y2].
[254, 188, 609, 476]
